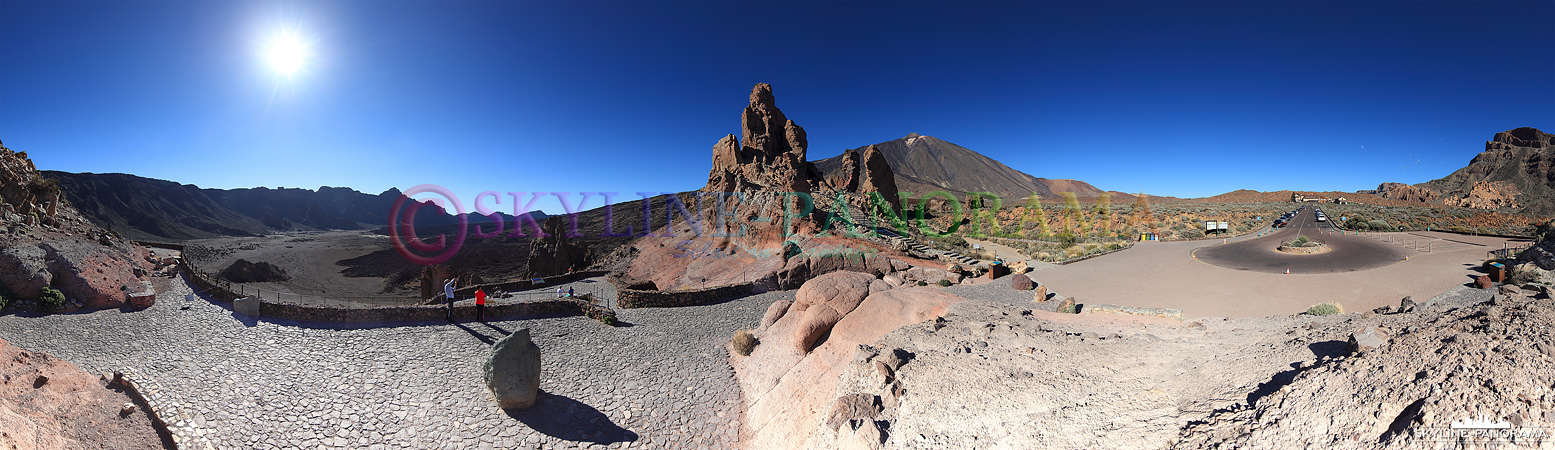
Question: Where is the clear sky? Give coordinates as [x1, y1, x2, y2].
[3, 1, 1552, 214]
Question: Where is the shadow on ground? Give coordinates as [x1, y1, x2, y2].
[505, 390, 638, 444]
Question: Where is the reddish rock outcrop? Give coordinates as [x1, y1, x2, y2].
[0, 144, 151, 310]
[1372, 182, 1438, 203]
[791, 271, 876, 353]
[0, 337, 166, 449]
[857, 146, 902, 212]
[1442, 180, 1521, 210]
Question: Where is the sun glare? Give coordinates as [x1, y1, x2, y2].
[263, 31, 310, 77]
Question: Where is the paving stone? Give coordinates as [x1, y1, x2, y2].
[0, 275, 779, 449]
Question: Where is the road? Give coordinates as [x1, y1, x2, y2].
[1193, 205, 1409, 274]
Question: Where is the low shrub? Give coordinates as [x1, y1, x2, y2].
[0, 292, 8, 312]
[37, 287, 65, 312]
[1305, 302, 1343, 316]
[731, 329, 758, 356]
[916, 280, 927, 286]
[1508, 267, 1542, 285]
[937, 279, 952, 287]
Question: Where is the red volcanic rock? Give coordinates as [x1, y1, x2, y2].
[1010, 273, 1034, 290]
[1373, 182, 1438, 203]
[0, 338, 165, 449]
[791, 271, 876, 353]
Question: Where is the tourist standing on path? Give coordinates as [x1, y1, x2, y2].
[557, 287, 564, 298]
[444, 278, 456, 321]
[474, 288, 487, 322]
[567, 287, 574, 298]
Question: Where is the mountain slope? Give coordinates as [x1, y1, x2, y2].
[46, 171, 539, 241]
[1418, 127, 1554, 213]
[814, 134, 1104, 201]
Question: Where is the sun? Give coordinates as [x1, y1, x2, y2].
[263, 31, 311, 77]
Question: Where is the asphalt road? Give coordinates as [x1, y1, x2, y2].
[1193, 205, 1410, 274]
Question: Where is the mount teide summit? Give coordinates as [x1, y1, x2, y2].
[815, 133, 1105, 201]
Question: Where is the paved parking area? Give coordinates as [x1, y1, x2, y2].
[1030, 231, 1527, 318]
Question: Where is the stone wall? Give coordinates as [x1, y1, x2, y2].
[615, 282, 755, 309]
[257, 297, 583, 323]
[159, 240, 614, 324]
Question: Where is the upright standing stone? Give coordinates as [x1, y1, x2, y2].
[485, 328, 541, 409]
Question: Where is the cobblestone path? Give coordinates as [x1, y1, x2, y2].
[0, 276, 780, 449]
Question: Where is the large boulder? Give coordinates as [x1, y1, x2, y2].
[825, 393, 881, 432]
[792, 271, 876, 353]
[0, 245, 51, 299]
[760, 299, 793, 330]
[484, 328, 542, 410]
[1010, 274, 1034, 291]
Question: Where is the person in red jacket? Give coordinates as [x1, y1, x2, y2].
[474, 288, 487, 322]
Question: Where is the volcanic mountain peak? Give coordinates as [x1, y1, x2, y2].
[815, 133, 1105, 201]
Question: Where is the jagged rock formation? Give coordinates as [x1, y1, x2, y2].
[1371, 182, 1439, 203]
[0, 143, 152, 310]
[1441, 179, 1521, 209]
[525, 216, 593, 278]
[705, 83, 826, 194]
[1421, 127, 1554, 213]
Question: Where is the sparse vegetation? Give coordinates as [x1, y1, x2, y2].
[916, 280, 927, 286]
[1304, 302, 1343, 316]
[0, 292, 8, 312]
[37, 287, 66, 312]
[1508, 266, 1542, 285]
[937, 279, 952, 287]
[731, 329, 758, 356]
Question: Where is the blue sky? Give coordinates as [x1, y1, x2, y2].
[3, 1, 1551, 214]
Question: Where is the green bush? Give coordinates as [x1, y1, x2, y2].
[916, 280, 927, 286]
[1304, 302, 1343, 316]
[37, 287, 65, 312]
[937, 279, 952, 287]
[0, 292, 8, 312]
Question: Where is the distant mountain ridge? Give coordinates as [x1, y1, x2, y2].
[45, 171, 544, 241]
[814, 133, 1105, 201]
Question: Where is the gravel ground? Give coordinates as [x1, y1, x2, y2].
[0, 274, 783, 449]
[942, 278, 1066, 312]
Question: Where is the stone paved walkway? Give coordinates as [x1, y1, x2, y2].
[0, 275, 777, 449]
